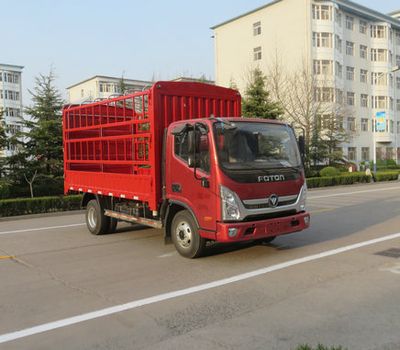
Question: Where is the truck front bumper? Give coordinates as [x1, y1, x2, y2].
[215, 212, 310, 243]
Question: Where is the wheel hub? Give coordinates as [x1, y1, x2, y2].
[87, 207, 97, 229]
[175, 221, 192, 248]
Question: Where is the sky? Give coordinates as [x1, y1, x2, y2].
[1, 0, 399, 105]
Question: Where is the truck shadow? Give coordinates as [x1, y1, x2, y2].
[202, 196, 400, 257]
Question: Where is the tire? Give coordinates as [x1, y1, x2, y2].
[258, 236, 276, 244]
[85, 199, 110, 235]
[171, 210, 206, 258]
[108, 218, 118, 233]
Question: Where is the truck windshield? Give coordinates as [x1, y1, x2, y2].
[213, 121, 301, 171]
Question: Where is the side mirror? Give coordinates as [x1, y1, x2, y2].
[187, 130, 201, 154]
[298, 135, 305, 157]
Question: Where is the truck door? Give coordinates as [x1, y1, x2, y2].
[166, 123, 217, 234]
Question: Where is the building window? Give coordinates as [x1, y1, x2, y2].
[253, 47, 262, 61]
[396, 55, 400, 66]
[359, 20, 368, 34]
[346, 16, 354, 30]
[360, 45, 367, 59]
[313, 60, 333, 75]
[313, 32, 333, 48]
[314, 87, 334, 102]
[371, 48, 387, 62]
[371, 72, 387, 86]
[397, 77, 400, 89]
[390, 120, 394, 134]
[361, 119, 369, 132]
[361, 147, 370, 161]
[348, 147, 356, 161]
[346, 41, 354, 56]
[335, 9, 342, 26]
[347, 92, 355, 106]
[346, 66, 354, 81]
[371, 96, 388, 109]
[335, 62, 343, 78]
[335, 89, 343, 103]
[361, 94, 368, 108]
[397, 99, 400, 111]
[253, 21, 261, 36]
[371, 25, 387, 39]
[396, 31, 400, 45]
[335, 35, 342, 53]
[397, 121, 400, 134]
[312, 5, 332, 20]
[360, 69, 368, 83]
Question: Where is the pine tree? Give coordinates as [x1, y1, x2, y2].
[242, 68, 283, 119]
[24, 71, 64, 177]
[0, 108, 7, 152]
[6, 71, 64, 197]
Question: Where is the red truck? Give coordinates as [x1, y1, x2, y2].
[63, 82, 310, 258]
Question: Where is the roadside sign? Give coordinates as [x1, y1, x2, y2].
[375, 111, 386, 132]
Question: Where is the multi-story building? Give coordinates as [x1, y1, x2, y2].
[0, 63, 24, 157]
[212, 0, 400, 165]
[67, 75, 152, 104]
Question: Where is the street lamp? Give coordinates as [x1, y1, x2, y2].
[372, 65, 400, 174]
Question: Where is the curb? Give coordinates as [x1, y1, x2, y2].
[0, 210, 85, 222]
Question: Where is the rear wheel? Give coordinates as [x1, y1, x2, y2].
[86, 199, 110, 235]
[171, 210, 206, 258]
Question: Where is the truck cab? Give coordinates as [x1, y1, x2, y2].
[164, 117, 310, 258]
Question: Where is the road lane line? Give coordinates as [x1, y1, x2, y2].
[309, 185, 400, 200]
[1, 231, 400, 344]
[0, 224, 85, 236]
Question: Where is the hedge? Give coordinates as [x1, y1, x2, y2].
[0, 195, 82, 218]
[374, 171, 400, 182]
[307, 174, 372, 188]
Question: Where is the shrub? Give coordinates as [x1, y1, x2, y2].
[320, 166, 340, 177]
[296, 345, 347, 350]
[0, 195, 82, 218]
[307, 174, 371, 188]
[0, 180, 11, 199]
[375, 171, 400, 182]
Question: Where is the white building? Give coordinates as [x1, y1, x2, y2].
[0, 63, 24, 157]
[212, 0, 400, 165]
[66, 75, 152, 104]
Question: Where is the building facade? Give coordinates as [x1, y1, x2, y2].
[0, 63, 24, 157]
[67, 76, 152, 104]
[212, 0, 400, 165]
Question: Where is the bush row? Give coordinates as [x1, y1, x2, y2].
[0, 195, 82, 218]
[374, 171, 400, 182]
[306, 174, 372, 188]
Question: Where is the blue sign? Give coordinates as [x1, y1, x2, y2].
[375, 111, 386, 132]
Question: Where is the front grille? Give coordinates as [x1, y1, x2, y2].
[244, 198, 297, 210]
[243, 210, 298, 222]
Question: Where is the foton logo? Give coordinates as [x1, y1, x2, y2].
[258, 175, 285, 183]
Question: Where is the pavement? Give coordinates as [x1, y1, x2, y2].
[0, 182, 400, 350]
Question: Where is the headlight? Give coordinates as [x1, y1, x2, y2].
[299, 184, 307, 211]
[220, 185, 242, 221]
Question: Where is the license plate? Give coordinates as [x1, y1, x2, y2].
[266, 221, 285, 234]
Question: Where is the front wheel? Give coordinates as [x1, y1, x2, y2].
[171, 210, 206, 258]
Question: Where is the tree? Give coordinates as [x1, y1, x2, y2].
[6, 70, 64, 197]
[242, 68, 283, 119]
[0, 108, 7, 153]
[119, 74, 127, 95]
[266, 56, 352, 167]
[24, 70, 64, 176]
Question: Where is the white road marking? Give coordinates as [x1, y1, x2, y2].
[1, 231, 400, 344]
[381, 264, 400, 275]
[308, 185, 400, 200]
[0, 224, 85, 236]
[158, 252, 177, 258]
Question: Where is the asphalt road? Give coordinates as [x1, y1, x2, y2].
[1, 182, 400, 350]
